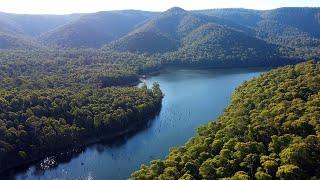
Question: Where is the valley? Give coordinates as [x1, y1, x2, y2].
[3, 68, 266, 179]
[0, 5, 319, 180]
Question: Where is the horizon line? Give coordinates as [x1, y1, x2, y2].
[0, 6, 319, 16]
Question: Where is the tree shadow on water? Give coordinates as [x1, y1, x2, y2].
[0, 106, 162, 180]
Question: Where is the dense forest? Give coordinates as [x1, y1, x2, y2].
[0, 49, 163, 89]
[0, 45, 164, 173]
[0, 6, 320, 177]
[0, 84, 163, 171]
[131, 61, 320, 179]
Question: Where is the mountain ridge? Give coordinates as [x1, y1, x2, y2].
[0, 6, 320, 62]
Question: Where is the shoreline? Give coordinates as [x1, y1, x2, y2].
[0, 64, 291, 176]
[130, 63, 290, 88]
[0, 104, 161, 175]
[137, 62, 297, 80]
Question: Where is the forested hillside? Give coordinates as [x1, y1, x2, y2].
[1, 6, 320, 176]
[0, 12, 81, 36]
[40, 10, 157, 48]
[106, 7, 256, 54]
[163, 23, 286, 67]
[0, 31, 41, 49]
[0, 84, 163, 171]
[0, 49, 162, 89]
[0, 7, 320, 66]
[196, 7, 320, 59]
[106, 7, 320, 65]
[106, 7, 190, 53]
[0, 12, 81, 49]
[0, 45, 164, 173]
[131, 61, 320, 179]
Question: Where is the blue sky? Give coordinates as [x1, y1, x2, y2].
[0, 0, 319, 14]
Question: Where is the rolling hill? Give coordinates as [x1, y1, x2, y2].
[0, 31, 41, 49]
[0, 12, 82, 49]
[0, 12, 81, 37]
[106, 7, 190, 53]
[106, 7, 290, 67]
[196, 7, 320, 49]
[166, 23, 284, 66]
[39, 10, 157, 48]
[107, 7, 254, 54]
[0, 7, 319, 62]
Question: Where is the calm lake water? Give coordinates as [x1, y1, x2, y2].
[6, 68, 268, 180]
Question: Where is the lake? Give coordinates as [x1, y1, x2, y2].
[5, 67, 268, 180]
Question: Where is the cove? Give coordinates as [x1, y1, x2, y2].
[4, 67, 268, 180]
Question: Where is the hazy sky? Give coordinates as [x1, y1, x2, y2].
[0, 0, 319, 14]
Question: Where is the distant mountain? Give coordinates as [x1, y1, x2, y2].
[194, 8, 262, 28]
[107, 7, 253, 54]
[257, 8, 320, 48]
[262, 8, 320, 38]
[0, 12, 82, 49]
[166, 23, 284, 66]
[0, 12, 81, 37]
[106, 7, 189, 53]
[39, 10, 158, 48]
[0, 13, 24, 35]
[0, 31, 41, 49]
[0, 6, 320, 58]
[196, 7, 320, 48]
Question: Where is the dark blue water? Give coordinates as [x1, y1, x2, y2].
[10, 68, 267, 180]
